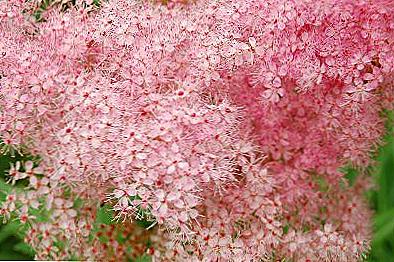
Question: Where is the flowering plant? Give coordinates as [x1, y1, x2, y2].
[0, 0, 393, 260]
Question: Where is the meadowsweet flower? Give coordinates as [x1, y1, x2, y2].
[0, 0, 393, 260]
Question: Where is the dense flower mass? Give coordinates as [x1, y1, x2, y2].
[0, 0, 393, 260]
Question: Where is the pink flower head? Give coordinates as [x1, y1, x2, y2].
[0, 0, 393, 260]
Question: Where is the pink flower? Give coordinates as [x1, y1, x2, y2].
[0, 0, 393, 260]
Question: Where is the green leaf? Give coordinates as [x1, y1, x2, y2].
[374, 208, 394, 230]
[373, 216, 394, 245]
[0, 222, 20, 243]
[134, 254, 152, 262]
[96, 204, 115, 225]
[13, 242, 35, 257]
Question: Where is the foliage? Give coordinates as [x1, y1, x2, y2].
[368, 111, 394, 262]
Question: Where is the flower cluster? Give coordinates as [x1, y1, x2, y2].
[0, 0, 393, 261]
